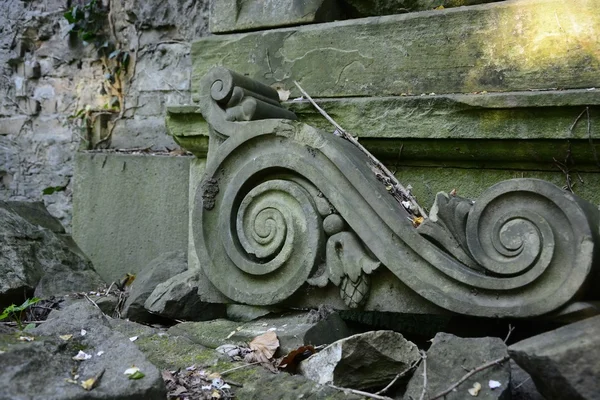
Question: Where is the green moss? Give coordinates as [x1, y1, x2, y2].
[136, 334, 225, 370]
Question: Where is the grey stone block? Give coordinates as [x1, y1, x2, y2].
[72, 153, 191, 283]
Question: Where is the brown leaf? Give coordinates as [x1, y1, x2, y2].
[278, 345, 316, 374]
[248, 331, 279, 363]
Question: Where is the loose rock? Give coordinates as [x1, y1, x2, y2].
[404, 332, 510, 400]
[0, 201, 104, 307]
[298, 330, 420, 390]
[144, 269, 226, 321]
[122, 250, 187, 323]
[0, 301, 166, 400]
[509, 315, 600, 400]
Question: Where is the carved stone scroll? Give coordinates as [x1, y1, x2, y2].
[192, 67, 600, 318]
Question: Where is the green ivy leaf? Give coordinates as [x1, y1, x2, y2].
[42, 186, 67, 195]
[128, 371, 145, 380]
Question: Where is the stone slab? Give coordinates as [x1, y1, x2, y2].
[211, 0, 343, 33]
[72, 153, 192, 283]
[344, 0, 503, 16]
[286, 89, 600, 140]
[394, 166, 600, 211]
[168, 312, 350, 355]
[509, 315, 600, 400]
[192, 0, 600, 98]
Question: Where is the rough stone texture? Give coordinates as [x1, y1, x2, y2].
[210, 0, 344, 33]
[0, 0, 210, 230]
[168, 312, 351, 355]
[0, 301, 166, 400]
[344, 0, 502, 16]
[122, 251, 188, 323]
[404, 333, 510, 400]
[298, 330, 420, 390]
[509, 315, 600, 400]
[192, 0, 600, 98]
[135, 330, 363, 400]
[226, 304, 279, 322]
[72, 153, 191, 283]
[286, 90, 600, 140]
[510, 360, 545, 400]
[0, 201, 104, 307]
[190, 70, 600, 318]
[144, 269, 227, 321]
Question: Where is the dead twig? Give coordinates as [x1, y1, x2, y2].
[585, 107, 600, 169]
[375, 358, 421, 395]
[429, 355, 509, 400]
[220, 361, 261, 375]
[513, 376, 531, 390]
[504, 324, 515, 343]
[418, 351, 428, 400]
[83, 293, 102, 312]
[328, 384, 394, 400]
[293, 81, 427, 219]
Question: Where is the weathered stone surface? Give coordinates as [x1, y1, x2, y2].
[404, 333, 510, 400]
[190, 67, 600, 318]
[0, 0, 210, 229]
[298, 330, 420, 390]
[144, 269, 226, 321]
[511, 360, 545, 400]
[192, 0, 600, 98]
[72, 153, 191, 283]
[0, 200, 65, 233]
[169, 312, 351, 355]
[122, 251, 188, 323]
[135, 330, 362, 400]
[286, 89, 600, 140]
[344, 0, 502, 16]
[0, 202, 104, 306]
[0, 302, 167, 400]
[226, 304, 278, 322]
[210, 0, 343, 33]
[509, 315, 600, 400]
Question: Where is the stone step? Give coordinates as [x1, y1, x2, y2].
[192, 0, 600, 98]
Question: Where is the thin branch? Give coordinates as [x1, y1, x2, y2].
[418, 351, 428, 400]
[328, 384, 394, 400]
[293, 80, 428, 218]
[430, 355, 509, 400]
[504, 324, 515, 343]
[375, 358, 421, 395]
[568, 107, 587, 135]
[83, 293, 102, 312]
[220, 361, 261, 375]
[585, 107, 600, 168]
[513, 376, 531, 390]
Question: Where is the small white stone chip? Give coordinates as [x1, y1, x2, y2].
[489, 380, 502, 389]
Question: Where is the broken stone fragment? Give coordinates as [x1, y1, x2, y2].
[0, 301, 167, 400]
[509, 315, 600, 400]
[0, 201, 105, 307]
[144, 269, 226, 321]
[298, 330, 420, 390]
[403, 333, 509, 400]
[168, 312, 351, 355]
[122, 250, 188, 323]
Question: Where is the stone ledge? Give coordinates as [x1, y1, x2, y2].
[192, 0, 600, 98]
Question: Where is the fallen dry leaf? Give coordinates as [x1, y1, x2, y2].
[59, 334, 73, 341]
[278, 345, 316, 374]
[246, 331, 279, 363]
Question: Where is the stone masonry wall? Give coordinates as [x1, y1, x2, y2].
[0, 0, 209, 229]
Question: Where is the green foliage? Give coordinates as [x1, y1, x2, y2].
[42, 185, 67, 195]
[64, 0, 107, 48]
[0, 297, 40, 330]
